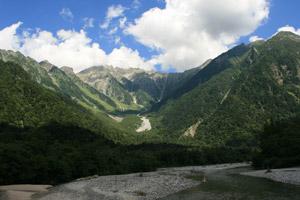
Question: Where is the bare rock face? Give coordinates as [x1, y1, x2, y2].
[39, 60, 56, 72]
[61, 66, 75, 76]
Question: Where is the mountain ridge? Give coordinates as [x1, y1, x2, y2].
[150, 31, 300, 146]
[0, 31, 299, 146]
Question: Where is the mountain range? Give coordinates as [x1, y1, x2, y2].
[0, 31, 299, 147]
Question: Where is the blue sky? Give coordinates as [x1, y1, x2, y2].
[0, 0, 299, 72]
[239, 0, 300, 43]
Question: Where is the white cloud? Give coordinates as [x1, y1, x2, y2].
[0, 22, 22, 51]
[126, 0, 269, 71]
[249, 35, 264, 42]
[0, 22, 153, 72]
[101, 5, 126, 29]
[83, 17, 94, 29]
[277, 25, 300, 35]
[20, 29, 107, 72]
[119, 17, 127, 29]
[60, 8, 74, 22]
[107, 46, 153, 70]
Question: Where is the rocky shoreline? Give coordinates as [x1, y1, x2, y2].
[33, 163, 248, 200]
[241, 167, 300, 185]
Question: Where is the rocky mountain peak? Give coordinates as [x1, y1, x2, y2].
[39, 60, 56, 72]
[61, 66, 75, 75]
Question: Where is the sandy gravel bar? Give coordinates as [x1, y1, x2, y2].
[136, 116, 151, 132]
[241, 167, 300, 185]
[34, 163, 248, 200]
[0, 185, 51, 200]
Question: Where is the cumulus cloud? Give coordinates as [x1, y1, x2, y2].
[20, 29, 107, 72]
[83, 17, 94, 29]
[277, 25, 300, 35]
[100, 5, 126, 29]
[60, 8, 74, 22]
[126, 0, 269, 71]
[0, 22, 22, 51]
[0, 22, 153, 72]
[107, 46, 153, 70]
[249, 35, 264, 42]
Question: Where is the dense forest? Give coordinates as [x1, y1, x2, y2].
[0, 123, 250, 185]
[253, 115, 300, 169]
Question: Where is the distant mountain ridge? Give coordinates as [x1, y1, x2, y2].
[77, 60, 210, 112]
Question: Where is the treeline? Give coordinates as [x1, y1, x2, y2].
[0, 123, 250, 185]
[253, 115, 300, 169]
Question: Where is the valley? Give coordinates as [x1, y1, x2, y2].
[1, 0, 300, 199]
[0, 31, 299, 199]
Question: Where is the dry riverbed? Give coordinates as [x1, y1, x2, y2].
[33, 163, 248, 200]
[5, 163, 299, 200]
[136, 116, 151, 132]
[241, 167, 300, 185]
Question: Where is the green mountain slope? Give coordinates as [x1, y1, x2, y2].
[0, 50, 118, 113]
[152, 32, 300, 147]
[0, 60, 132, 142]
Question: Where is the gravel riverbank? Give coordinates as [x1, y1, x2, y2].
[0, 185, 51, 200]
[241, 167, 300, 185]
[136, 116, 151, 132]
[34, 163, 248, 200]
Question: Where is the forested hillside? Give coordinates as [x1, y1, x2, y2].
[0, 50, 120, 113]
[0, 122, 251, 185]
[151, 31, 300, 148]
[0, 60, 132, 143]
[253, 114, 300, 169]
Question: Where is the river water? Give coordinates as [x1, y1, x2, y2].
[162, 167, 300, 200]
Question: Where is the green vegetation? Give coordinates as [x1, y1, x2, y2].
[253, 115, 300, 169]
[152, 31, 300, 149]
[0, 123, 250, 185]
[0, 50, 120, 113]
[118, 115, 141, 132]
[0, 60, 131, 143]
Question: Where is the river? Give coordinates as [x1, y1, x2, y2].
[161, 167, 300, 200]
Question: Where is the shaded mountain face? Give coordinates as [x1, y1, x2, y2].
[152, 31, 300, 147]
